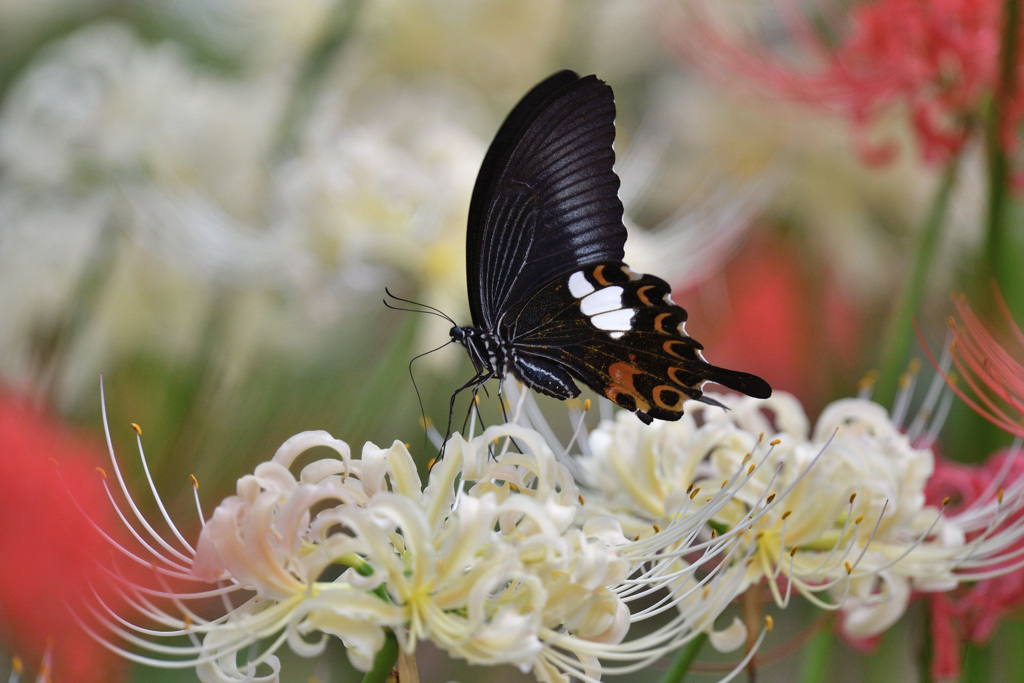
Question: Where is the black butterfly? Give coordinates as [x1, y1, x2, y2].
[448, 70, 771, 426]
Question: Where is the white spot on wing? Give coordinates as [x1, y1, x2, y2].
[591, 308, 636, 333]
[581, 286, 624, 315]
[663, 292, 676, 305]
[568, 271, 595, 298]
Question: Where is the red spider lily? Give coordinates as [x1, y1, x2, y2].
[924, 449, 1024, 679]
[0, 391, 130, 683]
[676, 0, 1024, 167]
[929, 292, 1024, 437]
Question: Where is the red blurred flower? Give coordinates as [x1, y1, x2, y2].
[677, 0, 1024, 167]
[924, 449, 1024, 679]
[0, 391, 129, 683]
[675, 234, 864, 408]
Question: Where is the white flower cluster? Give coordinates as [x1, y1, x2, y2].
[578, 391, 981, 638]
[90, 386, 1024, 682]
[99, 421, 646, 682]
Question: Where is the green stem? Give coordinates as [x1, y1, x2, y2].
[332, 555, 401, 682]
[1002, 620, 1024, 679]
[874, 157, 961, 406]
[797, 624, 832, 683]
[982, 0, 1022, 309]
[658, 632, 709, 683]
[961, 641, 992, 683]
[919, 606, 934, 683]
[361, 629, 400, 683]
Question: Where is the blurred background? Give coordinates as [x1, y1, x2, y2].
[1, 0, 1020, 681]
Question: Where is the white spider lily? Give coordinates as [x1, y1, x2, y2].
[577, 386, 1024, 639]
[85, 376, 778, 683]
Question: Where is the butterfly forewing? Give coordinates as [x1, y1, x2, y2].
[466, 71, 627, 329]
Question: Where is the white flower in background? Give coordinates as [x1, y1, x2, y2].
[0, 23, 280, 197]
[0, 18, 773, 405]
[0, 21, 486, 400]
[149, 0, 339, 67]
[0, 23, 289, 398]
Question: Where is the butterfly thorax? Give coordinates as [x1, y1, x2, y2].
[450, 325, 515, 378]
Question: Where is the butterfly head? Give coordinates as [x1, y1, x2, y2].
[449, 326, 469, 345]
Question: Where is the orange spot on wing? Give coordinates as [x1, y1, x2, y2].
[592, 264, 611, 286]
[654, 312, 673, 334]
[637, 285, 656, 306]
[652, 385, 685, 411]
[668, 366, 697, 388]
[606, 358, 651, 412]
[663, 339, 687, 358]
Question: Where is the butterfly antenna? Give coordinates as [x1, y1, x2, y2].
[383, 287, 457, 326]
[406, 338, 456, 453]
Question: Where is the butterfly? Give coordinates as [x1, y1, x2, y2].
[448, 70, 771, 426]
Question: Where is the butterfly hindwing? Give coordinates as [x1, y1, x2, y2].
[466, 71, 627, 329]
[506, 261, 772, 423]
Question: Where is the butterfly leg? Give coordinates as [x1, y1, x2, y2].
[438, 371, 491, 462]
[493, 376, 525, 458]
[463, 381, 491, 439]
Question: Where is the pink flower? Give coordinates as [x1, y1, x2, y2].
[924, 449, 1024, 679]
[677, 0, 1024, 166]
[0, 391, 132, 683]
